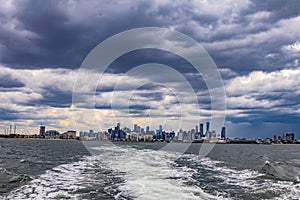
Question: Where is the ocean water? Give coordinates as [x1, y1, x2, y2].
[0, 139, 300, 199]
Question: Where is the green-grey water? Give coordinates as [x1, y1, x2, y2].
[1, 139, 300, 199]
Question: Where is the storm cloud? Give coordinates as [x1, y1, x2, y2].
[0, 0, 300, 137]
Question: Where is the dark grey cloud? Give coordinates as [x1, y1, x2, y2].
[106, 49, 197, 74]
[129, 105, 150, 111]
[105, 49, 210, 97]
[0, 108, 20, 120]
[1, 0, 93, 68]
[136, 91, 165, 102]
[228, 108, 300, 125]
[1, 0, 299, 73]
[30, 89, 72, 108]
[0, 75, 24, 88]
[0, 0, 162, 69]
[253, 0, 300, 20]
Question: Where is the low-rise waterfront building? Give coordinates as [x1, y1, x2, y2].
[62, 130, 76, 139]
[45, 130, 60, 139]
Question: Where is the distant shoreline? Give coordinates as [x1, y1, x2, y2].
[1, 136, 300, 145]
[0, 135, 80, 141]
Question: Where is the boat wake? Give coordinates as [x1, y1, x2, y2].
[3, 143, 300, 200]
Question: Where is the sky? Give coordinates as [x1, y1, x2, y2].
[0, 0, 300, 138]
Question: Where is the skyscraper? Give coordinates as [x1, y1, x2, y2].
[134, 124, 137, 132]
[39, 125, 45, 137]
[109, 123, 127, 140]
[137, 125, 141, 133]
[221, 127, 226, 139]
[206, 122, 210, 135]
[157, 125, 163, 139]
[146, 126, 150, 134]
[200, 123, 204, 138]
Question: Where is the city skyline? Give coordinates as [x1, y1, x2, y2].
[0, 1, 300, 138]
[3, 121, 296, 144]
[3, 121, 298, 145]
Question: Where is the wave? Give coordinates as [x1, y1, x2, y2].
[4, 155, 128, 200]
[0, 167, 32, 183]
[177, 154, 300, 199]
[3, 143, 300, 200]
[8, 174, 32, 184]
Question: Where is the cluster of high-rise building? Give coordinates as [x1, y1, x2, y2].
[272, 132, 296, 144]
[79, 129, 108, 140]
[106, 122, 226, 142]
[176, 122, 226, 141]
[108, 123, 127, 140]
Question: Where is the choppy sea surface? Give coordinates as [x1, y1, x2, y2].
[1, 139, 300, 199]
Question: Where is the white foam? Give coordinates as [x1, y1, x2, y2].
[277, 182, 300, 199]
[183, 154, 300, 199]
[5, 157, 105, 199]
[91, 145, 227, 200]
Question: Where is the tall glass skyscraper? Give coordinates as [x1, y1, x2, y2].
[199, 123, 204, 138]
[157, 125, 163, 139]
[221, 127, 226, 139]
[206, 122, 210, 135]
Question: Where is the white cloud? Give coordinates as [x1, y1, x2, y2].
[246, 11, 271, 21]
[281, 41, 300, 53]
[0, 65, 76, 94]
[203, 15, 300, 51]
[227, 95, 283, 109]
[226, 68, 300, 95]
[225, 67, 300, 118]
[0, 88, 42, 105]
[219, 68, 238, 78]
[0, 0, 16, 17]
